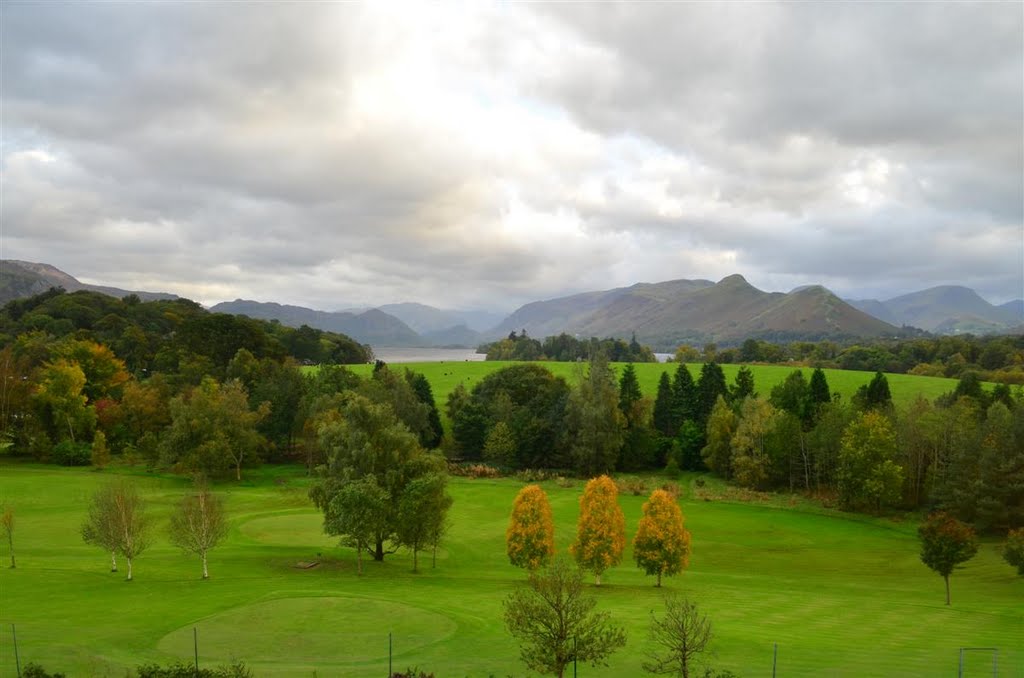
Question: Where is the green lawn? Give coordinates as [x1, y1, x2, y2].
[0, 463, 1020, 676]
[344, 361, 971, 411]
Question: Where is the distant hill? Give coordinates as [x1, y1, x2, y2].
[493, 274, 897, 349]
[0, 260, 177, 305]
[848, 286, 1022, 334]
[209, 299, 424, 347]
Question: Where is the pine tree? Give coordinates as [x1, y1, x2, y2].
[653, 372, 675, 437]
[507, 485, 556, 571]
[634, 489, 691, 587]
[571, 475, 625, 585]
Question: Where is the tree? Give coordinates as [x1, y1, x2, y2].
[90, 430, 110, 470]
[571, 475, 626, 585]
[309, 393, 440, 563]
[81, 479, 149, 580]
[566, 353, 626, 476]
[634, 489, 691, 587]
[619, 364, 643, 419]
[643, 593, 713, 678]
[1003, 528, 1024, 576]
[836, 411, 903, 511]
[730, 397, 777, 489]
[730, 366, 756, 402]
[701, 396, 737, 478]
[483, 421, 516, 467]
[396, 471, 452, 573]
[503, 558, 627, 678]
[162, 377, 268, 480]
[808, 368, 831, 412]
[2, 506, 14, 568]
[696, 362, 728, 424]
[405, 370, 444, 449]
[653, 372, 675, 437]
[853, 371, 892, 412]
[507, 484, 556, 571]
[33, 358, 96, 444]
[168, 484, 229, 579]
[323, 477, 390, 574]
[918, 511, 978, 605]
[671, 364, 698, 431]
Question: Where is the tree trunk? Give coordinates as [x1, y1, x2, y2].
[235, 458, 242, 481]
[595, 572, 601, 586]
[431, 543, 437, 569]
[111, 551, 118, 572]
[373, 539, 385, 562]
[357, 544, 363, 575]
[7, 533, 14, 569]
[202, 551, 209, 579]
[656, 571, 662, 587]
[413, 546, 419, 573]
[944, 575, 950, 605]
[126, 556, 133, 581]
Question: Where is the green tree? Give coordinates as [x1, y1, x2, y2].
[405, 370, 444, 449]
[323, 477, 390, 574]
[2, 506, 14, 568]
[918, 512, 978, 605]
[671, 364, 699, 431]
[653, 372, 675, 437]
[837, 411, 903, 511]
[808, 368, 831, 412]
[730, 366, 756, 402]
[503, 558, 627, 678]
[396, 471, 452, 573]
[90, 430, 110, 470]
[81, 479, 149, 580]
[618, 364, 643, 419]
[696, 362, 728, 425]
[643, 593, 713, 678]
[483, 420, 516, 467]
[571, 475, 626, 586]
[168, 484, 229, 579]
[162, 377, 268, 480]
[770, 370, 810, 425]
[633, 489, 691, 587]
[730, 397, 777, 489]
[566, 353, 626, 476]
[853, 371, 893, 412]
[309, 394, 441, 563]
[1003, 528, 1024, 575]
[33, 359, 96, 445]
[701, 396, 737, 478]
[507, 484, 556, 571]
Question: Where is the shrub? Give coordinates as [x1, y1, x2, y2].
[136, 661, 253, 677]
[446, 462, 501, 478]
[23, 664, 66, 678]
[391, 669, 435, 678]
[615, 476, 649, 496]
[514, 468, 555, 483]
[52, 440, 91, 466]
[660, 482, 681, 499]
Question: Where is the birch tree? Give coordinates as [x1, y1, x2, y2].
[82, 479, 149, 580]
[168, 484, 229, 579]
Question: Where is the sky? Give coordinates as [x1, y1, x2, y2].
[2, 2, 1022, 313]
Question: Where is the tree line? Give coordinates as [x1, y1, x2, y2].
[482, 331, 658, 363]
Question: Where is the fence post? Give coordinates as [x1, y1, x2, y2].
[11, 624, 20, 678]
[772, 643, 778, 678]
[194, 626, 199, 676]
[388, 631, 392, 677]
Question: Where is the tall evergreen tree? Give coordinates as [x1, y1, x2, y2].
[653, 372, 674, 438]
[618, 364, 643, 419]
[809, 368, 831, 408]
[671, 363, 699, 429]
[566, 353, 626, 477]
[696, 362, 728, 425]
[730, 365, 756, 402]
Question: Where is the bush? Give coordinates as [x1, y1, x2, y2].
[1004, 528, 1024, 576]
[52, 440, 91, 466]
[23, 664, 66, 678]
[615, 476, 649, 496]
[136, 661, 253, 677]
[660, 482, 681, 499]
[513, 468, 556, 483]
[555, 476, 574, 488]
[447, 462, 502, 478]
[391, 669, 435, 678]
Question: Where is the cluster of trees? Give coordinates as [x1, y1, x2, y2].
[2, 297, 445, 483]
[483, 332, 657, 363]
[677, 334, 1024, 384]
[79, 478, 228, 581]
[506, 477, 692, 588]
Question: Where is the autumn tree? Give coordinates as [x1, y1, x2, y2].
[1003, 528, 1024, 576]
[643, 593, 713, 678]
[33, 359, 96, 444]
[730, 397, 777, 489]
[571, 475, 626, 586]
[168, 483, 229, 579]
[634, 489, 691, 587]
[918, 511, 978, 605]
[507, 484, 556, 571]
[2, 506, 14, 568]
[81, 479, 149, 580]
[503, 558, 627, 678]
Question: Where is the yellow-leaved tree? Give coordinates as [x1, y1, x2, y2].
[506, 484, 555, 571]
[571, 475, 625, 586]
[633, 488, 691, 587]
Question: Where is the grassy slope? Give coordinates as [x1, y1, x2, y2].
[347, 361, 970, 412]
[0, 464, 1020, 677]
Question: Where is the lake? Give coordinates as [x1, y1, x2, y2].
[371, 347, 486, 363]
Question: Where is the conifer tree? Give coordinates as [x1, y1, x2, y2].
[634, 489, 691, 587]
[507, 485, 555, 571]
[571, 475, 625, 585]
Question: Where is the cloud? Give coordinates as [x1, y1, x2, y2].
[1, 2, 1021, 312]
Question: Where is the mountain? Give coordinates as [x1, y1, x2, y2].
[0, 260, 177, 305]
[209, 299, 422, 347]
[849, 286, 1021, 334]
[493, 274, 896, 349]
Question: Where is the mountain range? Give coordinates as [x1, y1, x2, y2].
[1, 260, 1020, 349]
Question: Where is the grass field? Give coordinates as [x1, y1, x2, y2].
[344, 361, 973, 413]
[1, 462, 1020, 677]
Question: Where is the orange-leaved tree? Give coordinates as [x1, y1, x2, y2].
[571, 475, 625, 586]
[634, 488, 691, 587]
[507, 484, 555, 571]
